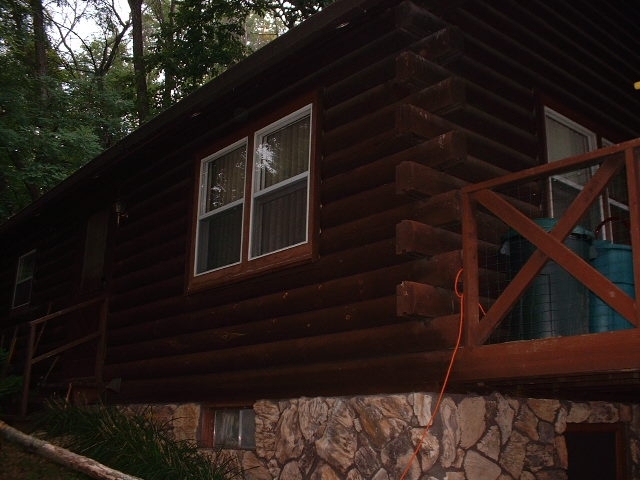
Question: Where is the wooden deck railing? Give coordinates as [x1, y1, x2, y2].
[461, 139, 640, 347]
[20, 295, 108, 415]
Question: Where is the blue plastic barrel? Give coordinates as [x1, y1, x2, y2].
[503, 218, 593, 340]
[589, 240, 635, 332]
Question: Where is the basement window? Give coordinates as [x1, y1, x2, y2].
[190, 99, 316, 290]
[566, 423, 627, 480]
[12, 250, 36, 308]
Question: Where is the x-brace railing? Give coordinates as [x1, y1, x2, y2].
[461, 139, 640, 347]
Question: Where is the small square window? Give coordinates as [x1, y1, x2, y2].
[12, 250, 36, 308]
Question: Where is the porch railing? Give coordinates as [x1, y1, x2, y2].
[20, 295, 108, 415]
[461, 139, 640, 347]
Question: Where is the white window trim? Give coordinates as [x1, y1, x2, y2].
[248, 104, 312, 260]
[12, 249, 36, 309]
[194, 138, 248, 276]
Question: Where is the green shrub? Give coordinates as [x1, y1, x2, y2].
[37, 400, 241, 480]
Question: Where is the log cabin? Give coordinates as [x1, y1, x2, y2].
[1, 0, 640, 478]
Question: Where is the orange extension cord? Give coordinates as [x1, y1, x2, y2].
[398, 269, 485, 480]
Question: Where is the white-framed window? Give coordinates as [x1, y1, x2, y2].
[196, 139, 248, 274]
[250, 105, 311, 259]
[192, 102, 314, 285]
[213, 408, 256, 450]
[12, 250, 36, 308]
[544, 107, 629, 241]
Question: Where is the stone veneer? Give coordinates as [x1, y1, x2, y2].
[148, 393, 640, 480]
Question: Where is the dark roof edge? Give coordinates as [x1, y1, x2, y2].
[1, 0, 388, 235]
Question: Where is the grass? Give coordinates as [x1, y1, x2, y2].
[0, 439, 91, 480]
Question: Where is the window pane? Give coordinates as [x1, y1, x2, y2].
[239, 409, 256, 449]
[13, 251, 36, 308]
[551, 180, 602, 232]
[16, 252, 36, 282]
[252, 181, 307, 257]
[214, 410, 239, 448]
[545, 116, 592, 162]
[204, 145, 246, 213]
[197, 204, 243, 273]
[255, 115, 310, 191]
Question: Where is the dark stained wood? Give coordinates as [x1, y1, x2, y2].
[396, 281, 457, 318]
[321, 132, 465, 203]
[105, 317, 458, 380]
[395, 160, 466, 197]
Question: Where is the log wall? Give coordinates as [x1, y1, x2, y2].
[2, 0, 639, 406]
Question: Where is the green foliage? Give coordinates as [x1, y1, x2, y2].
[0, 0, 334, 220]
[37, 400, 241, 480]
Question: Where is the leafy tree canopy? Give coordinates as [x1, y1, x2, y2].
[0, 0, 333, 221]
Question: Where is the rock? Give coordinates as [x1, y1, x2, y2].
[459, 397, 487, 449]
[587, 402, 619, 423]
[255, 400, 281, 457]
[381, 431, 420, 480]
[298, 398, 329, 442]
[537, 421, 555, 444]
[500, 430, 528, 478]
[411, 393, 434, 426]
[351, 396, 409, 449]
[280, 461, 303, 480]
[410, 427, 440, 472]
[495, 395, 515, 446]
[275, 404, 304, 464]
[535, 470, 567, 480]
[346, 468, 363, 480]
[514, 405, 538, 441]
[315, 400, 357, 474]
[171, 403, 200, 441]
[478, 426, 501, 461]
[524, 442, 555, 470]
[527, 399, 560, 423]
[440, 397, 460, 468]
[310, 463, 341, 480]
[555, 407, 567, 434]
[354, 445, 380, 477]
[565, 403, 590, 423]
[555, 435, 568, 469]
[241, 452, 271, 480]
[463, 450, 501, 480]
[371, 468, 390, 480]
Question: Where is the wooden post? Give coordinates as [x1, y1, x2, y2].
[626, 146, 640, 327]
[20, 323, 36, 417]
[461, 190, 480, 347]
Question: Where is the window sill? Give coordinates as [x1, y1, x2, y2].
[187, 242, 315, 294]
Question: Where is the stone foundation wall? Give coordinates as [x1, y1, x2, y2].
[251, 393, 640, 480]
[144, 393, 640, 480]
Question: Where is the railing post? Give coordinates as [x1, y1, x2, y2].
[461, 190, 480, 346]
[20, 323, 36, 416]
[626, 146, 640, 327]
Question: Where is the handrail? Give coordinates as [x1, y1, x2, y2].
[21, 295, 109, 415]
[461, 139, 640, 347]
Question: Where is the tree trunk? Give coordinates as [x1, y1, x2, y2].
[128, 0, 149, 123]
[30, 0, 48, 103]
[0, 420, 143, 480]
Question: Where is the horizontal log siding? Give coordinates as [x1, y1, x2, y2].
[102, 2, 457, 402]
[18, 0, 634, 404]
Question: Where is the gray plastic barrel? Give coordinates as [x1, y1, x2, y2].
[589, 240, 635, 332]
[503, 218, 593, 340]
